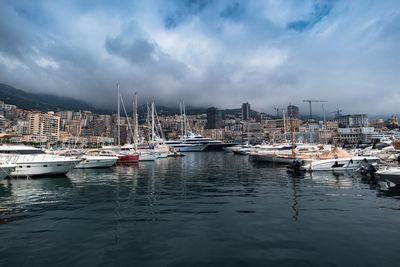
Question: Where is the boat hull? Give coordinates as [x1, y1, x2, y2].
[376, 168, 400, 185]
[250, 154, 297, 164]
[74, 157, 118, 169]
[202, 143, 236, 151]
[117, 154, 139, 163]
[0, 165, 17, 181]
[9, 159, 81, 177]
[302, 157, 380, 172]
[138, 153, 158, 161]
[172, 144, 208, 152]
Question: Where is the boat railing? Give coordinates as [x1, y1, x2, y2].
[0, 153, 79, 164]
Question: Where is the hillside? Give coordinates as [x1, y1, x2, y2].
[0, 83, 261, 117]
[0, 83, 107, 113]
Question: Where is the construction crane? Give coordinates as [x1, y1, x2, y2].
[303, 100, 328, 120]
[329, 109, 342, 119]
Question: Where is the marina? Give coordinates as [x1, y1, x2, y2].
[0, 1, 399, 266]
[1, 152, 400, 266]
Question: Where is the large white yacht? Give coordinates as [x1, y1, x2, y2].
[166, 133, 236, 152]
[0, 145, 81, 177]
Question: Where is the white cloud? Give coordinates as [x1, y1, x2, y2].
[35, 57, 59, 69]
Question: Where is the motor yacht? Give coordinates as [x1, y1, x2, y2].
[0, 145, 81, 177]
[300, 147, 380, 172]
[166, 133, 236, 152]
[56, 149, 118, 169]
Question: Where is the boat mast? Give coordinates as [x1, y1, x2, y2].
[151, 100, 155, 145]
[283, 109, 287, 142]
[182, 99, 187, 138]
[117, 83, 120, 147]
[323, 104, 327, 144]
[180, 99, 184, 139]
[134, 92, 138, 151]
[290, 104, 295, 157]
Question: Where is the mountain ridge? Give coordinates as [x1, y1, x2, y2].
[0, 83, 263, 117]
[0, 83, 110, 114]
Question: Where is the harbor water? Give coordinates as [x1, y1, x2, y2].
[1, 152, 400, 266]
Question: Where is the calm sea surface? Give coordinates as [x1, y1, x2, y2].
[1, 152, 400, 266]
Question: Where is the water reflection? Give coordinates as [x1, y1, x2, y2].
[291, 176, 299, 221]
[1, 153, 400, 266]
[0, 176, 74, 224]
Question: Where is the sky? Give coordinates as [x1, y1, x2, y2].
[0, 0, 399, 116]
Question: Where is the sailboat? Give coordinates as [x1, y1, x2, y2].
[135, 97, 158, 161]
[113, 84, 139, 163]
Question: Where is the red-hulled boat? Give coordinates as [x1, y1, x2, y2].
[116, 153, 139, 163]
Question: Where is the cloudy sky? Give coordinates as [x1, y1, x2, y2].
[0, 0, 399, 116]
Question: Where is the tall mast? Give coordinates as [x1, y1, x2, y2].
[182, 99, 187, 137]
[117, 83, 120, 147]
[146, 103, 150, 141]
[134, 92, 138, 151]
[180, 99, 184, 139]
[151, 101, 155, 144]
[323, 104, 327, 144]
[283, 109, 287, 142]
[290, 104, 295, 157]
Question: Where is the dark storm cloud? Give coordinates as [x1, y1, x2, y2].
[106, 37, 156, 64]
[0, 0, 399, 116]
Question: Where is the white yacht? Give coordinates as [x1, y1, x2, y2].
[166, 133, 236, 152]
[58, 149, 118, 169]
[0, 145, 81, 177]
[300, 148, 380, 172]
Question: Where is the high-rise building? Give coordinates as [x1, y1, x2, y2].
[29, 111, 60, 142]
[336, 114, 368, 128]
[57, 110, 73, 121]
[287, 105, 299, 119]
[206, 107, 222, 129]
[242, 103, 250, 120]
